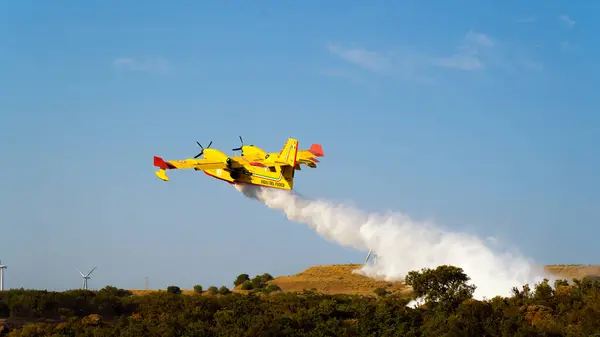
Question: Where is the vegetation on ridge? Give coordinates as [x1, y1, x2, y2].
[2, 264, 600, 336]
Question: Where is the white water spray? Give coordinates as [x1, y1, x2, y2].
[235, 183, 554, 300]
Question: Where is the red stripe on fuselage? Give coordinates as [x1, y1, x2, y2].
[203, 170, 234, 184]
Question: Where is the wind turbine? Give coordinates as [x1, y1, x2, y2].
[0, 260, 6, 291]
[364, 249, 377, 265]
[78, 266, 97, 290]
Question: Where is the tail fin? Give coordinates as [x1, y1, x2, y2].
[308, 144, 325, 157]
[277, 138, 299, 167]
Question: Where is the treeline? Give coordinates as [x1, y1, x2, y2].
[1, 266, 600, 336]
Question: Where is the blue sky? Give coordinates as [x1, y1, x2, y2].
[1, 0, 599, 291]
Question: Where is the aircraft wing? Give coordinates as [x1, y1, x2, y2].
[154, 156, 227, 171]
[153, 156, 228, 181]
[244, 158, 289, 168]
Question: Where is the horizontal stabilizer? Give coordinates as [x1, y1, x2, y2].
[155, 168, 169, 181]
[308, 144, 324, 157]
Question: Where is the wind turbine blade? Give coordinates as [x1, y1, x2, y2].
[77, 269, 85, 277]
[86, 266, 97, 277]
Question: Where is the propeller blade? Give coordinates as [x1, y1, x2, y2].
[195, 141, 211, 158]
[232, 136, 244, 152]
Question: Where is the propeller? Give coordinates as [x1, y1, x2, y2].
[194, 140, 212, 158]
[232, 136, 244, 153]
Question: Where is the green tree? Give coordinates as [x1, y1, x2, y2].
[259, 273, 274, 282]
[207, 286, 218, 295]
[405, 265, 476, 310]
[265, 284, 281, 293]
[234, 273, 250, 287]
[251, 276, 266, 289]
[533, 279, 553, 303]
[0, 302, 8, 318]
[218, 286, 231, 295]
[166, 286, 182, 294]
[241, 280, 253, 290]
[97, 285, 132, 297]
[193, 285, 203, 294]
[511, 283, 532, 300]
[554, 279, 569, 288]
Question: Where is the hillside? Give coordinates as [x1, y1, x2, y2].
[128, 263, 600, 296]
[5, 264, 600, 336]
[128, 264, 408, 297]
[544, 264, 600, 280]
[248, 264, 408, 296]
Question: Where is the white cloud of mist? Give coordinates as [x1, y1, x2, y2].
[326, 43, 392, 73]
[433, 31, 495, 70]
[558, 14, 576, 28]
[234, 183, 554, 300]
[324, 30, 542, 85]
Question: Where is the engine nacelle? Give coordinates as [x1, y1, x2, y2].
[203, 148, 238, 169]
[241, 145, 267, 158]
[203, 148, 229, 162]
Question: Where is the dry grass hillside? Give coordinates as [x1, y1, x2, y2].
[251, 264, 408, 296]
[129, 289, 198, 296]
[544, 264, 600, 280]
[127, 264, 600, 297]
[128, 264, 408, 297]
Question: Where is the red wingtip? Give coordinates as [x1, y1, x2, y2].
[309, 144, 324, 157]
[154, 156, 168, 169]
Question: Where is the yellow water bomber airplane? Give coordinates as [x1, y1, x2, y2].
[153, 136, 324, 190]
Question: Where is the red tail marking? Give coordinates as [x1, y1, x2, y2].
[249, 162, 266, 167]
[154, 156, 176, 169]
[154, 156, 168, 169]
[308, 144, 324, 157]
[310, 157, 320, 163]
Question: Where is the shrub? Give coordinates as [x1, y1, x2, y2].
[405, 265, 476, 311]
[259, 273, 274, 282]
[166, 286, 181, 294]
[251, 277, 266, 289]
[193, 285, 203, 294]
[265, 284, 281, 293]
[241, 280, 253, 290]
[374, 288, 388, 297]
[234, 274, 250, 287]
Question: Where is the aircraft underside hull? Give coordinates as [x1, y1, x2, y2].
[203, 166, 294, 190]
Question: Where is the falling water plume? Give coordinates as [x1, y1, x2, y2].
[234, 183, 554, 300]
